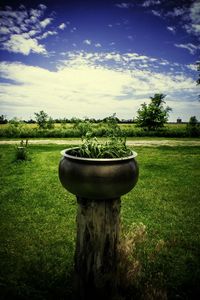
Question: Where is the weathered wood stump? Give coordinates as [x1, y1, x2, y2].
[75, 197, 121, 300]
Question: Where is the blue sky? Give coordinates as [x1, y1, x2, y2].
[0, 0, 199, 121]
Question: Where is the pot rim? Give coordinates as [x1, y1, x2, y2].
[60, 147, 137, 162]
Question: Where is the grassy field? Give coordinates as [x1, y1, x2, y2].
[0, 143, 200, 299]
[0, 122, 196, 138]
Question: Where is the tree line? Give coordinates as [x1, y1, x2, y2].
[1, 93, 199, 133]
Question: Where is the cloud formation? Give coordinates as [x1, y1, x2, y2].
[186, 1, 200, 38]
[0, 51, 198, 121]
[58, 23, 66, 30]
[115, 3, 134, 9]
[0, 4, 54, 55]
[175, 43, 200, 55]
[167, 26, 175, 34]
[142, 0, 161, 8]
[3, 34, 47, 55]
[83, 39, 92, 45]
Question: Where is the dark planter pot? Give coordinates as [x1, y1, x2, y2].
[59, 147, 139, 200]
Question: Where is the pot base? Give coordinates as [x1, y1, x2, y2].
[75, 196, 120, 300]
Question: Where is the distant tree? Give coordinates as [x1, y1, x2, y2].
[9, 117, 21, 127]
[187, 116, 200, 137]
[0, 114, 8, 124]
[26, 119, 36, 124]
[103, 113, 120, 124]
[70, 117, 82, 124]
[136, 94, 172, 131]
[34, 110, 49, 129]
[73, 120, 92, 137]
[46, 117, 54, 129]
[189, 116, 198, 125]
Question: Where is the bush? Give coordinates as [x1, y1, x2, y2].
[15, 140, 29, 161]
[186, 116, 200, 137]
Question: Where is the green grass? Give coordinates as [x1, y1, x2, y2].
[1, 122, 198, 138]
[0, 144, 200, 299]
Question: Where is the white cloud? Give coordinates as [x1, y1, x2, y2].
[0, 5, 55, 55]
[167, 26, 176, 34]
[58, 23, 66, 30]
[151, 10, 162, 17]
[70, 27, 77, 33]
[37, 31, 57, 40]
[0, 27, 11, 34]
[38, 4, 47, 11]
[166, 2, 200, 39]
[95, 43, 102, 48]
[127, 35, 134, 40]
[3, 34, 47, 55]
[185, 1, 200, 37]
[0, 53, 198, 121]
[190, 1, 200, 24]
[175, 43, 200, 55]
[83, 39, 92, 45]
[167, 8, 187, 17]
[30, 8, 43, 19]
[115, 3, 133, 9]
[0, 10, 28, 23]
[186, 64, 197, 71]
[191, 24, 200, 34]
[28, 30, 39, 37]
[142, 0, 161, 8]
[40, 18, 52, 28]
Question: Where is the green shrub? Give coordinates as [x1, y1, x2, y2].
[0, 121, 199, 138]
[15, 139, 29, 161]
[186, 116, 200, 137]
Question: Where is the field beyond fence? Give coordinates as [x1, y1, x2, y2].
[0, 122, 199, 138]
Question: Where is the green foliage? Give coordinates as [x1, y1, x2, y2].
[15, 139, 29, 161]
[72, 134, 131, 158]
[187, 116, 200, 137]
[71, 113, 132, 158]
[73, 120, 92, 137]
[0, 121, 199, 138]
[46, 117, 55, 129]
[34, 110, 54, 129]
[136, 94, 172, 131]
[9, 117, 22, 127]
[0, 115, 8, 124]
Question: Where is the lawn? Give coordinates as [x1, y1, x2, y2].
[0, 143, 199, 299]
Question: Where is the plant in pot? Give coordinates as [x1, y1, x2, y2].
[58, 115, 139, 300]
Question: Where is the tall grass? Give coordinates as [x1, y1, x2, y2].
[0, 123, 199, 138]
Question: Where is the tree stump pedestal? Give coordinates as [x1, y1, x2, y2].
[58, 148, 139, 300]
[75, 197, 121, 300]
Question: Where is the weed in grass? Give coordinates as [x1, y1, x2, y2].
[118, 223, 146, 289]
[15, 139, 29, 161]
[118, 223, 168, 300]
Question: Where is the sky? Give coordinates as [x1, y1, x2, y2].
[0, 0, 199, 122]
